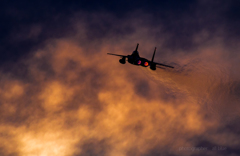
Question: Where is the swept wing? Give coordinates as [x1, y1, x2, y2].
[107, 53, 126, 57]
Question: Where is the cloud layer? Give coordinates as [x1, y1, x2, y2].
[0, 3, 240, 156]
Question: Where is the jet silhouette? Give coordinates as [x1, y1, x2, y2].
[107, 43, 174, 70]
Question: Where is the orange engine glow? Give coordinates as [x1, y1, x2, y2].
[144, 62, 149, 66]
[138, 60, 141, 65]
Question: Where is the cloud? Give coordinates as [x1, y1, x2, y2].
[0, 3, 240, 156]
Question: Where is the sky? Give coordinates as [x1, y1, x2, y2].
[0, 0, 240, 156]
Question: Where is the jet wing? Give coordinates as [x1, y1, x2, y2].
[107, 53, 126, 57]
[155, 62, 174, 68]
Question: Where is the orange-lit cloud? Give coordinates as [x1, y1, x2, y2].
[0, 12, 240, 156]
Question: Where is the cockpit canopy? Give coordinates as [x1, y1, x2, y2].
[132, 51, 140, 57]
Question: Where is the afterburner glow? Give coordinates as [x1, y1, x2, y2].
[144, 62, 149, 66]
[137, 60, 141, 65]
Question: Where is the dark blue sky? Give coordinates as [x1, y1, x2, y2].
[1, 0, 240, 64]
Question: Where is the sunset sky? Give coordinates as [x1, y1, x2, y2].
[0, 1, 240, 156]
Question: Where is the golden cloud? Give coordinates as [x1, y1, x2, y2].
[0, 16, 239, 156]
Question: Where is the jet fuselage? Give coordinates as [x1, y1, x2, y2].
[107, 43, 174, 70]
[127, 51, 150, 67]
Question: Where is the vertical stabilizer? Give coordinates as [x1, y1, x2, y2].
[151, 47, 156, 62]
[135, 43, 139, 51]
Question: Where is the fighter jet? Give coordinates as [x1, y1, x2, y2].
[107, 43, 174, 70]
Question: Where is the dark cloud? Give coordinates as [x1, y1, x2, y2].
[218, 117, 240, 135]
[74, 138, 111, 156]
[0, 1, 240, 156]
[133, 79, 151, 99]
[1, 0, 240, 63]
